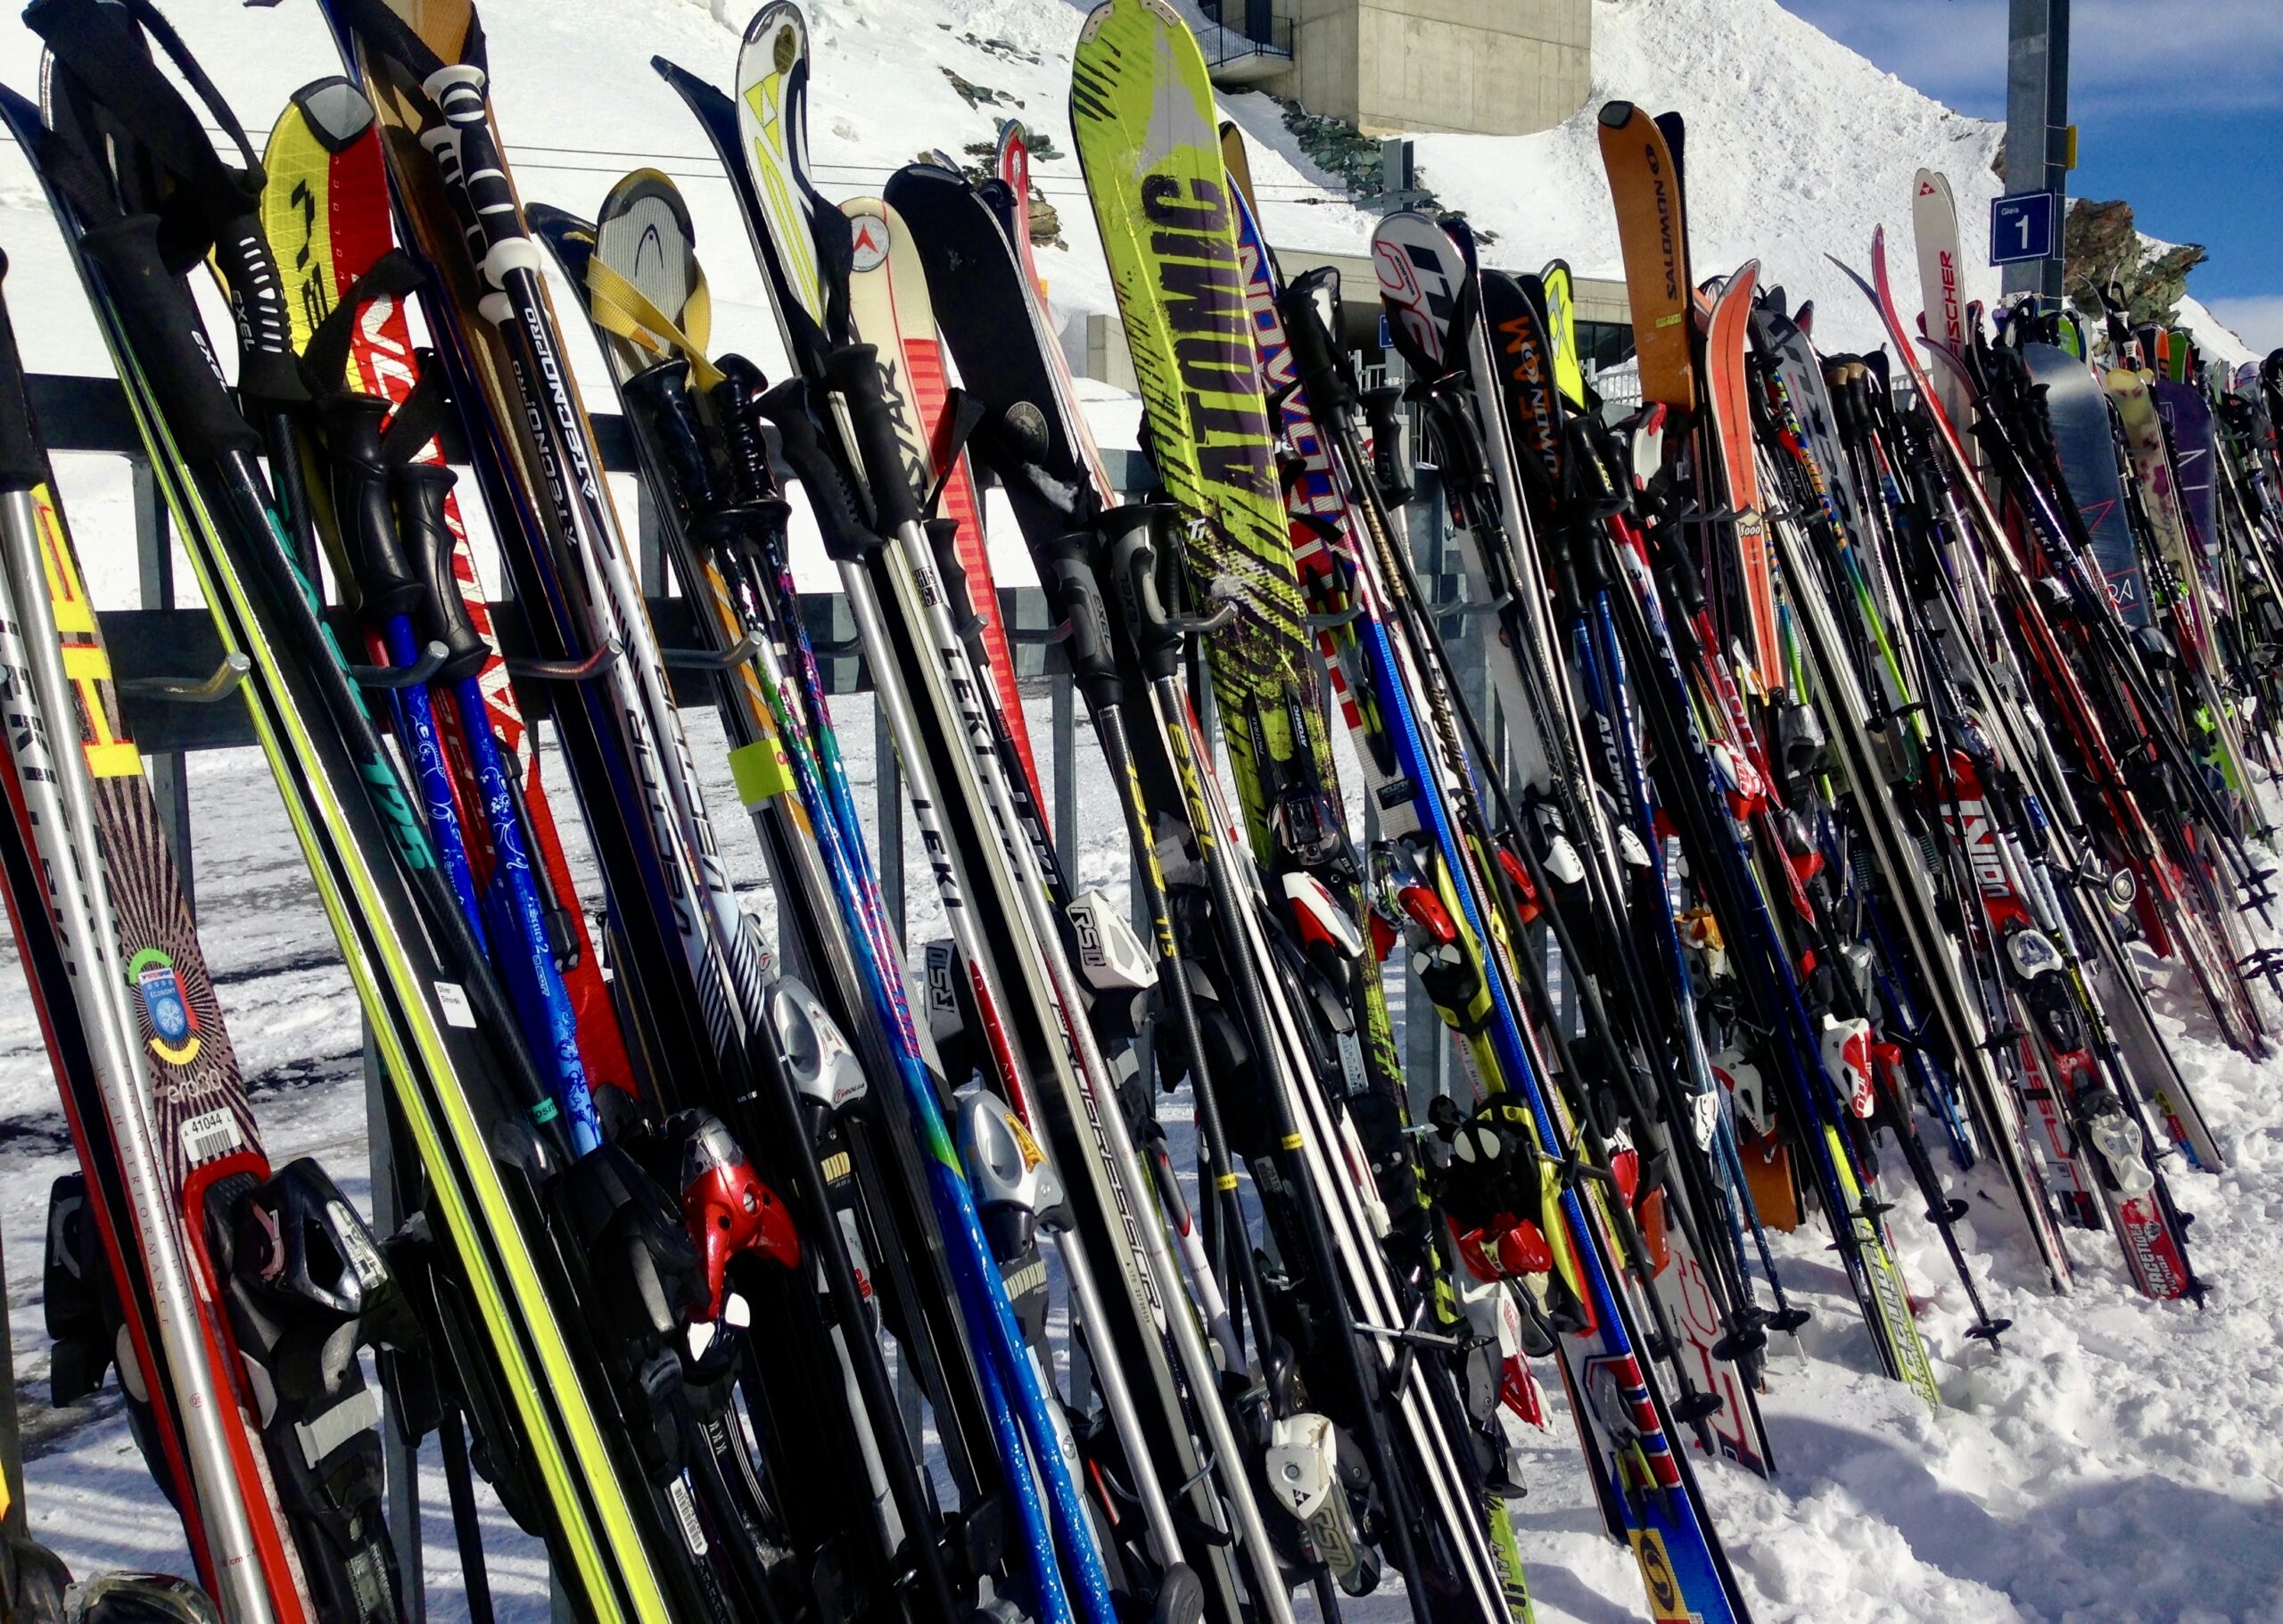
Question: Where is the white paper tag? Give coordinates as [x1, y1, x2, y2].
[181, 1108, 243, 1166]
[433, 981, 477, 1028]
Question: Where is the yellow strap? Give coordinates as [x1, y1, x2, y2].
[584, 257, 723, 392]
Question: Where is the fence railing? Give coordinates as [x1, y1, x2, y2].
[1196, 9, 1292, 74]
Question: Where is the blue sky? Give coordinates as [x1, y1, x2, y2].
[1771, 0, 2283, 355]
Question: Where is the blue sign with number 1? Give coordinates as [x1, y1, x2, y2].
[1990, 192, 2060, 266]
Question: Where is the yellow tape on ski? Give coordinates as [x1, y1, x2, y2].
[729, 738, 794, 807]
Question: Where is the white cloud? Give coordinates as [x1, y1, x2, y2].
[2203, 296, 2283, 359]
[1778, 0, 2283, 112]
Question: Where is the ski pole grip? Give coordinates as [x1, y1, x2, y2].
[417, 69, 542, 290]
[393, 462, 489, 684]
[1038, 531, 1118, 701]
[0, 251, 45, 493]
[324, 392, 422, 623]
[1360, 384, 1414, 507]
[709, 355, 781, 507]
[1652, 523, 1708, 629]
[757, 375, 880, 563]
[623, 358, 719, 515]
[1100, 503, 1181, 681]
[79, 213, 260, 463]
[820, 344, 921, 534]
[210, 215, 304, 405]
[925, 515, 985, 645]
[1279, 268, 1354, 416]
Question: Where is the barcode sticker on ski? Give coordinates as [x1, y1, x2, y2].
[667, 1480, 709, 1555]
[182, 1109, 243, 1166]
[433, 981, 477, 1028]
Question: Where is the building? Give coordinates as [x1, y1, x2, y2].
[1203, 0, 1592, 139]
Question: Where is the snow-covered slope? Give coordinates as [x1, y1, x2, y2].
[0, 0, 2243, 440]
[1400, 0, 2004, 354]
[2181, 293, 2256, 369]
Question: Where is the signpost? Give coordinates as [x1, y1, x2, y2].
[1990, 191, 2061, 267]
[2004, 0, 2072, 296]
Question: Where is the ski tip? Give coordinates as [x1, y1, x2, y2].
[742, 1, 808, 53]
[1598, 99, 1636, 128]
[1826, 252, 1876, 306]
[285, 76, 375, 153]
[603, 167, 697, 236]
[0, 81, 39, 135]
[525, 200, 592, 237]
[650, 53, 702, 92]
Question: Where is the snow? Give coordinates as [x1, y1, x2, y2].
[2, 0, 2280, 1621]
[2180, 294, 2260, 372]
[1397, 0, 2006, 357]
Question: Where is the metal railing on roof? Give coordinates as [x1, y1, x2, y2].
[1199, 10, 1292, 80]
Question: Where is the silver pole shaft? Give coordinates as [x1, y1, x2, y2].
[839, 540, 1294, 1621]
[0, 489, 281, 1624]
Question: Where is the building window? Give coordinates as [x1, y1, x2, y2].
[1574, 319, 1635, 374]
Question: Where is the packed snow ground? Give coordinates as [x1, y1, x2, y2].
[2, 0, 2281, 1620]
[8, 701, 2283, 1624]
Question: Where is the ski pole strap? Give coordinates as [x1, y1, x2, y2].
[394, 463, 490, 684]
[25, 0, 262, 239]
[0, 253, 45, 494]
[27, 0, 304, 407]
[377, 364, 454, 472]
[919, 387, 987, 519]
[755, 375, 882, 561]
[584, 258, 722, 392]
[303, 251, 429, 398]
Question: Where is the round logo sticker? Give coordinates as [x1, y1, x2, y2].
[128, 948, 202, 1066]
[772, 21, 796, 73]
[847, 209, 891, 272]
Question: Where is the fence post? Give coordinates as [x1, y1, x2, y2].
[635, 481, 664, 599]
[133, 458, 196, 909]
[1403, 473, 1449, 1111]
[875, 693, 905, 940]
[1051, 658, 1078, 886]
[364, 1030, 426, 1622]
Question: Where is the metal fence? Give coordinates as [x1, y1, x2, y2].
[1191, 0, 1292, 78]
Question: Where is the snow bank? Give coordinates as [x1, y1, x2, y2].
[1387, 0, 2005, 354]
